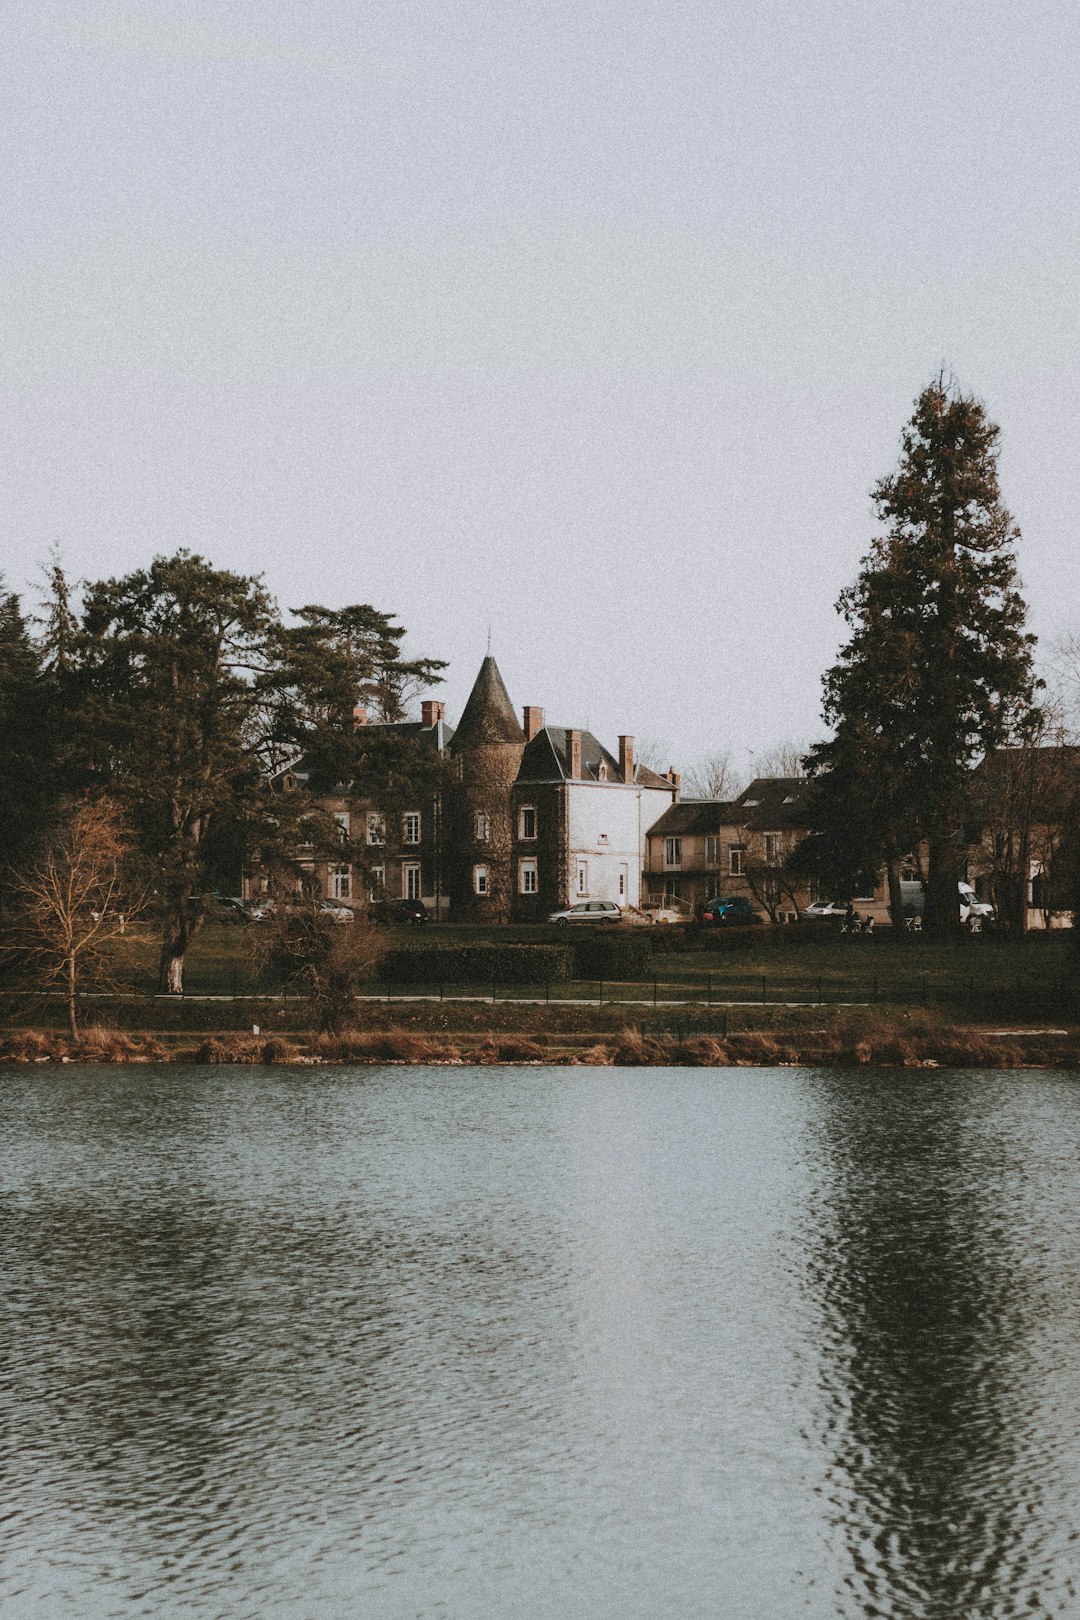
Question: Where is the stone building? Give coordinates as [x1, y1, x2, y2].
[644, 778, 816, 920]
[249, 654, 677, 923]
[446, 655, 677, 921]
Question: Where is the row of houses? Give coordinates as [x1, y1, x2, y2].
[248, 654, 1079, 929]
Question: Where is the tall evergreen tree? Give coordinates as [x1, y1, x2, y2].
[0, 585, 56, 884]
[77, 551, 276, 992]
[812, 378, 1038, 935]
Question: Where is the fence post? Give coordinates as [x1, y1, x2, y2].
[707, 973, 712, 1007]
[873, 975, 878, 1001]
[598, 979, 603, 1005]
[653, 979, 658, 1007]
[545, 979, 550, 1005]
[492, 978, 497, 1006]
[761, 975, 766, 1006]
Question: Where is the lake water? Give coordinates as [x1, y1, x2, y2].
[2, 1064, 1080, 1619]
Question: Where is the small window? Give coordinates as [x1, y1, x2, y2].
[729, 846, 746, 876]
[334, 811, 350, 842]
[618, 863, 628, 899]
[331, 865, 351, 900]
[519, 806, 537, 840]
[576, 859, 588, 896]
[706, 836, 720, 867]
[474, 865, 489, 896]
[403, 862, 421, 900]
[763, 832, 781, 864]
[519, 858, 538, 895]
[367, 864, 384, 901]
[366, 812, 385, 846]
[402, 811, 421, 845]
[664, 837, 682, 869]
[475, 812, 489, 842]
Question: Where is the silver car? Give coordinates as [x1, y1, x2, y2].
[548, 901, 622, 925]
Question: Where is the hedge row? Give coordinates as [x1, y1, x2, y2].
[378, 943, 574, 985]
[570, 930, 653, 979]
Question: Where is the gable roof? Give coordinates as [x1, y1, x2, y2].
[733, 778, 811, 829]
[451, 656, 525, 749]
[647, 799, 737, 836]
[516, 725, 674, 787]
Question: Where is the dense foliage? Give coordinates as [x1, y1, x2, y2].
[806, 379, 1038, 933]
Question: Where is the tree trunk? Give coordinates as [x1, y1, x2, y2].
[66, 953, 78, 1039]
[886, 859, 904, 930]
[157, 902, 203, 994]
[924, 834, 961, 937]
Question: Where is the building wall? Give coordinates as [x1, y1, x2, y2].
[565, 782, 673, 911]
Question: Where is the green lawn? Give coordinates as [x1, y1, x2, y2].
[95, 920, 1079, 1022]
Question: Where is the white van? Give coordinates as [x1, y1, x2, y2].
[900, 879, 994, 924]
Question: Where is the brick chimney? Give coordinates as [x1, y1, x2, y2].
[352, 705, 368, 727]
[568, 729, 582, 779]
[421, 699, 445, 727]
[618, 735, 634, 784]
[523, 705, 544, 741]
[666, 767, 681, 796]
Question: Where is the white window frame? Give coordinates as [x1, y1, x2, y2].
[402, 811, 421, 846]
[334, 811, 350, 842]
[403, 862, 422, 900]
[367, 864, 384, 901]
[475, 811, 489, 842]
[366, 812, 385, 846]
[519, 805, 537, 840]
[331, 865, 352, 900]
[763, 832, 782, 865]
[729, 845, 745, 876]
[705, 836, 720, 867]
[519, 857, 538, 895]
[576, 859, 588, 896]
[473, 865, 489, 896]
[664, 837, 682, 870]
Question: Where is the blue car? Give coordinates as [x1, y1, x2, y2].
[699, 896, 756, 924]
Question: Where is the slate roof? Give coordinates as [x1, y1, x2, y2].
[450, 656, 526, 749]
[648, 778, 811, 838]
[733, 778, 811, 830]
[647, 800, 737, 836]
[516, 725, 674, 787]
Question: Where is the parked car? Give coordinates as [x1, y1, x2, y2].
[958, 883, 995, 925]
[802, 900, 847, 919]
[369, 898, 430, 926]
[548, 900, 622, 925]
[318, 899, 355, 923]
[699, 896, 757, 925]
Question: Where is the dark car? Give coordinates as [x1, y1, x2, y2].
[369, 898, 430, 926]
[699, 896, 757, 925]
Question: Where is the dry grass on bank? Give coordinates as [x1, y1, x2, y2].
[0, 1019, 1071, 1068]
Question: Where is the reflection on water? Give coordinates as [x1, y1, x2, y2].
[2, 1065, 1079, 1619]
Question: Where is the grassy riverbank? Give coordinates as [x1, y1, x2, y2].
[2, 923, 1077, 1066]
[2, 1007, 1078, 1069]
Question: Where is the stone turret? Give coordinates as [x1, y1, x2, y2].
[448, 656, 526, 921]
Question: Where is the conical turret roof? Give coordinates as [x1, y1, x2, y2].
[451, 656, 525, 749]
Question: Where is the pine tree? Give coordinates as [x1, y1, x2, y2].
[814, 378, 1038, 935]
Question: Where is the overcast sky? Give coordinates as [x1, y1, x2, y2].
[4, 1, 1079, 781]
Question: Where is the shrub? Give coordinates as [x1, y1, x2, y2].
[571, 930, 652, 980]
[378, 943, 573, 985]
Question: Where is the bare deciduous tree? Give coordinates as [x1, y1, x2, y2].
[255, 897, 381, 1034]
[751, 740, 811, 780]
[9, 798, 143, 1038]
[686, 748, 743, 801]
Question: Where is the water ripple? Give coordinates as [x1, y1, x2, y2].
[2, 1064, 1080, 1618]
